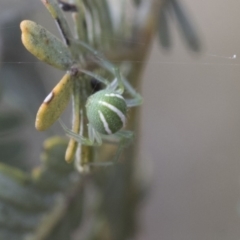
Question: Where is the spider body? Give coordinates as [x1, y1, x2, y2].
[86, 89, 127, 135]
[59, 67, 142, 171]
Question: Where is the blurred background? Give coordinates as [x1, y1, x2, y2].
[139, 1, 240, 240]
[1, 0, 240, 240]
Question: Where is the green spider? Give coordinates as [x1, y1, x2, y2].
[59, 42, 143, 169]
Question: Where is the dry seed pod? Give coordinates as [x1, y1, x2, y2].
[35, 72, 73, 131]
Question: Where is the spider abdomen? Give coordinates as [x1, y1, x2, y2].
[86, 90, 127, 135]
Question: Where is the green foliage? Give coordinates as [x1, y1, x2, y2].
[20, 20, 73, 70]
[158, 0, 200, 51]
[0, 137, 84, 240]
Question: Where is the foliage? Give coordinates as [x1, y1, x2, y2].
[0, 137, 83, 239]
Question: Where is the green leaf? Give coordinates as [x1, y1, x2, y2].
[20, 20, 73, 70]
[170, 0, 201, 51]
[158, 3, 171, 49]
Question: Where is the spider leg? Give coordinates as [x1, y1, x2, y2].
[112, 130, 134, 163]
[74, 40, 124, 93]
[88, 124, 102, 144]
[82, 58, 142, 107]
[88, 130, 134, 167]
[107, 78, 118, 91]
[60, 120, 104, 172]
[59, 119, 100, 146]
[74, 123, 102, 173]
[121, 76, 143, 107]
[79, 69, 110, 86]
[75, 39, 143, 105]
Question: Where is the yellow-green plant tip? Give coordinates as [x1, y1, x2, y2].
[35, 72, 73, 131]
[65, 139, 78, 163]
[32, 167, 42, 180]
[20, 20, 73, 70]
[43, 136, 67, 150]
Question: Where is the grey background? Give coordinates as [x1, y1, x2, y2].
[138, 0, 240, 240]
